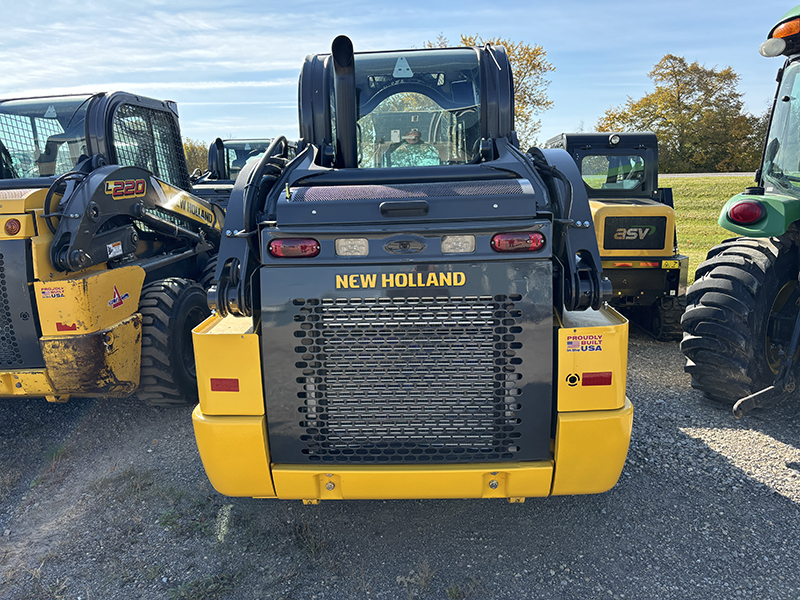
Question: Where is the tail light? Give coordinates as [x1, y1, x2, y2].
[728, 201, 765, 225]
[4, 219, 21, 236]
[268, 238, 320, 258]
[491, 232, 545, 253]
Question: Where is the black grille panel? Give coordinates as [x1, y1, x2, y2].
[291, 295, 526, 463]
[0, 253, 22, 366]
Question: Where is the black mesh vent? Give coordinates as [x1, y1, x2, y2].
[291, 294, 525, 463]
[0, 254, 22, 366]
[112, 104, 189, 190]
[291, 179, 525, 202]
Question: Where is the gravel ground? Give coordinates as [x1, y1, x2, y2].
[2, 328, 800, 600]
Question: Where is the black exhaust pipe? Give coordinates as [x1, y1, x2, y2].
[331, 35, 358, 169]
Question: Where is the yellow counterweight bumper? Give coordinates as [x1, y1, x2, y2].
[192, 306, 633, 501]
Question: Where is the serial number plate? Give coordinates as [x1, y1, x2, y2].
[662, 260, 680, 269]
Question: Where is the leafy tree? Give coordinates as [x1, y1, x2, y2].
[183, 138, 208, 176]
[425, 35, 555, 148]
[597, 54, 764, 173]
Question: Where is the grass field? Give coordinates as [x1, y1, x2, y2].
[661, 174, 757, 284]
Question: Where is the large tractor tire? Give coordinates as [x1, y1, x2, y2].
[680, 237, 798, 404]
[137, 278, 210, 407]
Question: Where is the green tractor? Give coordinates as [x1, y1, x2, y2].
[681, 4, 800, 416]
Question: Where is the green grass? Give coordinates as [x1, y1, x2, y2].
[662, 174, 756, 284]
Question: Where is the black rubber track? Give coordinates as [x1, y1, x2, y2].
[680, 237, 796, 404]
[137, 278, 210, 407]
[651, 296, 687, 341]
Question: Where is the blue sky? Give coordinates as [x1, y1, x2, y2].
[1, 1, 795, 146]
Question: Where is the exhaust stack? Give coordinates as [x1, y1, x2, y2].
[331, 35, 358, 169]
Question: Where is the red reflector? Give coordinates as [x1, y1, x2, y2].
[210, 378, 239, 392]
[639, 262, 659, 267]
[4, 219, 21, 236]
[490, 232, 545, 252]
[613, 262, 633, 267]
[728, 200, 765, 225]
[268, 238, 320, 258]
[582, 371, 613, 386]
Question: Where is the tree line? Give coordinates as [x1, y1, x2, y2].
[183, 41, 770, 175]
[596, 54, 768, 173]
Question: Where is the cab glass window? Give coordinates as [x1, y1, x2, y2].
[222, 140, 272, 179]
[763, 60, 800, 197]
[0, 95, 90, 179]
[350, 49, 482, 168]
[581, 154, 645, 190]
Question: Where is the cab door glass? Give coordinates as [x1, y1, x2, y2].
[581, 155, 646, 190]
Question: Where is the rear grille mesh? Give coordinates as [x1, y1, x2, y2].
[0, 253, 23, 366]
[291, 295, 526, 463]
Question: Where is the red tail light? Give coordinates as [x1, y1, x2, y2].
[268, 238, 320, 258]
[491, 232, 545, 253]
[728, 201, 765, 225]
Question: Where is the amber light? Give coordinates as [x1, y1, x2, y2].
[4, 219, 21, 236]
[491, 232, 545, 253]
[268, 238, 321, 258]
[774, 18, 800, 38]
[728, 201, 765, 225]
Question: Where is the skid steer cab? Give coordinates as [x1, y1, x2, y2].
[192, 36, 632, 503]
[191, 137, 296, 207]
[0, 92, 224, 406]
[547, 132, 688, 340]
[682, 4, 800, 417]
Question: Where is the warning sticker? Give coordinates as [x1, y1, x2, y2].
[107, 241, 123, 259]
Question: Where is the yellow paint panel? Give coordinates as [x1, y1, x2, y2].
[192, 407, 276, 497]
[558, 306, 628, 411]
[551, 398, 633, 496]
[0, 188, 47, 212]
[34, 266, 145, 335]
[192, 314, 265, 416]
[0, 370, 55, 396]
[40, 314, 141, 396]
[271, 462, 553, 501]
[157, 182, 222, 231]
[590, 199, 675, 257]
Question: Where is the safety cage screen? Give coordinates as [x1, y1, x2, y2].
[112, 104, 189, 190]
